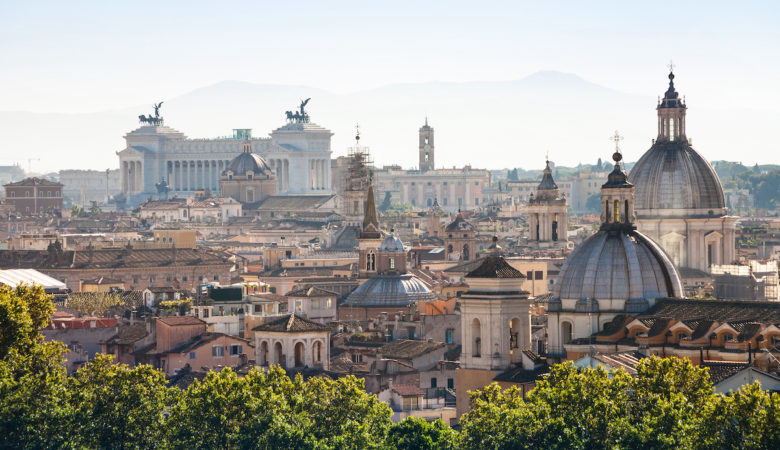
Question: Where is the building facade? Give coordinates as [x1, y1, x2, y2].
[372, 119, 491, 213]
[3, 177, 63, 214]
[117, 107, 332, 205]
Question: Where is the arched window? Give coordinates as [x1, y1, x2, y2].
[389, 258, 395, 270]
[274, 342, 284, 367]
[613, 200, 620, 222]
[313, 341, 322, 365]
[510, 318, 521, 350]
[366, 251, 376, 271]
[294, 342, 305, 367]
[447, 244, 453, 253]
[260, 341, 269, 366]
[472, 318, 482, 357]
[462, 244, 470, 261]
[561, 321, 573, 345]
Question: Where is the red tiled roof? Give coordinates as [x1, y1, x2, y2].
[391, 384, 424, 396]
[158, 316, 205, 326]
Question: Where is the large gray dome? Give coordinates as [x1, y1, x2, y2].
[379, 235, 404, 252]
[553, 228, 683, 306]
[343, 274, 437, 307]
[628, 141, 725, 214]
[225, 152, 272, 176]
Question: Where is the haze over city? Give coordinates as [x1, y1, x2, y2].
[2, 1, 780, 172]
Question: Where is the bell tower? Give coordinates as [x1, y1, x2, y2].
[527, 159, 568, 247]
[419, 118, 434, 172]
[657, 65, 687, 143]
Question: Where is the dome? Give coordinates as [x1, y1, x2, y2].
[379, 235, 404, 252]
[628, 141, 725, 213]
[225, 151, 272, 176]
[343, 274, 438, 307]
[553, 228, 683, 308]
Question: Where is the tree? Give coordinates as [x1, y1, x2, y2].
[458, 357, 780, 449]
[0, 284, 71, 448]
[66, 355, 173, 449]
[166, 366, 393, 449]
[0, 284, 54, 359]
[65, 291, 138, 317]
[387, 417, 456, 450]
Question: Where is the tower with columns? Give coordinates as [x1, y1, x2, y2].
[527, 159, 568, 247]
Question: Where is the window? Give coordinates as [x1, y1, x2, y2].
[351, 353, 363, 363]
[212, 346, 225, 357]
[324, 298, 332, 308]
[614, 200, 620, 222]
[230, 344, 242, 356]
[527, 271, 533, 280]
[312, 299, 320, 309]
[475, 198, 479, 205]
[535, 271, 543, 280]
[389, 258, 395, 270]
[407, 327, 415, 339]
[295, 299, 303, 313]
[447, 378, 454, 389]
[189, 352, 196, 359]
[723, 333, 734, 342]
[430, 377, 438, 388]
[402, 396, 419, 411]
[445, 329, 454, 344]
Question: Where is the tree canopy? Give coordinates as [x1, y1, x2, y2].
[1, 285, 779, 449]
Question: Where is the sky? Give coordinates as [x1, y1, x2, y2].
[1, 1, 780, 169]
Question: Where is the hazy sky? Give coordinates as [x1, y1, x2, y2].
[2, 1, 779, 113]
[2, 1, 780, 171]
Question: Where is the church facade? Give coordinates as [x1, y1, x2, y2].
[116, 104, 333, 205]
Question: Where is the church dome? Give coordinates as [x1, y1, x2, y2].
[225, 143, 272, 176]
[379, 235, 404, 252]
[628, 140, 725, 213]
[343, 274, 438, 307]
[553, 228, 683, 307]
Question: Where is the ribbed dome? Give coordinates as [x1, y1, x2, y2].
[343, 274, 438, 307]
[225, 152, 272, 176]
[553, 229, 683, 305]
[628, 140, 725, 214]
[379, 235, 404, 252]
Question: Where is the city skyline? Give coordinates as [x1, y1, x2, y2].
[2, 1, 780, 170]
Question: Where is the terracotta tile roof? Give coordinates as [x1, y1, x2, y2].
[380, 339, 446, 360]
[158, 316, 205, 326]
[4, 177, 62, 187]
[493, 365, 548, 383]
[701, 361, 750, 384]
[167, 332, 250, 354]
[391, 384, 424, 396]
[252, 314, 331, 333]
[0, 247, 233, 270]
[640, 299, 780, 325]
[466, 256, 525, 279]
[102, 323, 148, 345]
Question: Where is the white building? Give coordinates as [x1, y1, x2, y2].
[117, 107, 333, 205]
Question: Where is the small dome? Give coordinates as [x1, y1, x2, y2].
[628, 140, 725, 213]
[553, 228, 683, 305]
[343, 274, 438, 307]
[225, 151, 272, 176]
[380, 235, 404, 252]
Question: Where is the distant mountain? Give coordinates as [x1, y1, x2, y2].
[1, 71, 778, 172]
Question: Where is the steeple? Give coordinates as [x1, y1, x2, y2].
[360, 185, 381, 238]
[601, 132, 635, 228]
[534, 159, 559, 200]
[657, 68, 687, 142]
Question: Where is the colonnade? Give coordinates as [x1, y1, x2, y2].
[122, 161, 143, 194]
[166, 160, 230, 193]
[308, 159, 329, 190]
[268, 159, 289, 193]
